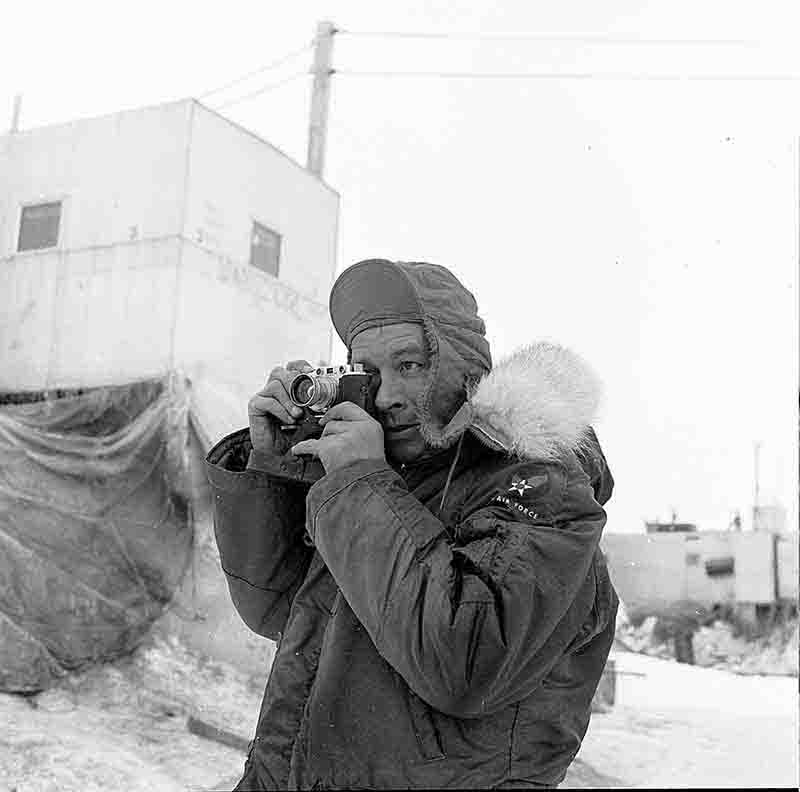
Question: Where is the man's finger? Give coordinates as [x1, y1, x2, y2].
[254, 368, 285, 396]
[290, 439, 320, 457]
[255, 361, 312, 396]
[286, 359, 314, 373]
[254, 377, 304, 417]
[320, 420, 350, 436]
[249, 394, 296, 425]
[255, 376, 289, 400]
[319, 402, 371, 424]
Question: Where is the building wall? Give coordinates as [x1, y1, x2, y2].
[183, 104, 339, 308]
[776, 532, 798, 602]
[753, 504, 788, 534]
[733, 532, 776, 603]
[172, 240, 331, 432]
[0, 239, 183, 390]
[684, 532, 737, 606]
[601, 533, 688, 613]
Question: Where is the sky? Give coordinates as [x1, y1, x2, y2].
[2, 0, 798, 535]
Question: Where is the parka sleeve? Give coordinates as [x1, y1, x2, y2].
[305, 454, 608, 718]
[205, 429, 312, 639]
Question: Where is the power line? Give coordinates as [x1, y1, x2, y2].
[336, 29, 760, 46]
[198, 41, 314, 100]
[334, 69, 800, 82]
[213, 71, 310, 110]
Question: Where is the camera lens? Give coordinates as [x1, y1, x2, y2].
[290, 374, 315, 407]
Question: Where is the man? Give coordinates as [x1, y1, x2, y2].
[205, 258, 617, 789]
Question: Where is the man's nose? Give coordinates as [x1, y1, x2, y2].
[373, 373, 403, 413]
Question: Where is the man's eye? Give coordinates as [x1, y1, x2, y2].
[399, 361, 424, 373]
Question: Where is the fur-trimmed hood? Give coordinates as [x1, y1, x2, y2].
[426, 341, 603, 461]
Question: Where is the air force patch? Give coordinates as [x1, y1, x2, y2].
[492, 493, 540, 521]
[508, 473, 548, 497]
[490, 468, 554, 523]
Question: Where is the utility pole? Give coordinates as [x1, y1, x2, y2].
[9, 94, 22, 133]
[306, 20, 335, 178]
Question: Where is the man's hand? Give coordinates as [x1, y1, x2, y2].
[291, 402, 386, 475]
[248, 360, 314, 455]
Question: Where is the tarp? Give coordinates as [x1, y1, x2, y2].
[186, 375, 249, 453]
[0, 379, 194, 692]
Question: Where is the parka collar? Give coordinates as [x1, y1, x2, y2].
[429, 342, 604, 462]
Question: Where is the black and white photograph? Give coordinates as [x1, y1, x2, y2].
[0, 1, 798, 789]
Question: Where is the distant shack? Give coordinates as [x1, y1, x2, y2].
[645, 519, 697, 534]
[603, 528, 798, 625]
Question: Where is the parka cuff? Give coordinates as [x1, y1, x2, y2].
[247, 448, 281, 474]
[205, 428, 270, 493]
[306, 459, 446, 549]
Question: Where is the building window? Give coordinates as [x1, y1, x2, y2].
[249, 221, 281, 277]
[18, 202, 62, 252]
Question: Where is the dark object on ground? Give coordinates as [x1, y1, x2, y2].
[674, 631, 696, 664]
[187, 714, 250, 752]
[591, 658, 617, 711]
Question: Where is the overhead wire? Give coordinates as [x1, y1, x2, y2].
[333, 69, 800, 82]
[201, 27, 797, 115]
[335, 28, 800, 82]
[198, 40, 314, 100]
[335, 29, 760, 46]
[333, 27, 796, 82]
[213, 71, 311, 110]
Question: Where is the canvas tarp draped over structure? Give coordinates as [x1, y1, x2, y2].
[0, 379, 195, 692]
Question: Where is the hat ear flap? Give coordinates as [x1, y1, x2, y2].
[418, 324, 478, 450]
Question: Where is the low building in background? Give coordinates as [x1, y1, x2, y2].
[645, 518, 697, 534]
[602, 528, 798, 623]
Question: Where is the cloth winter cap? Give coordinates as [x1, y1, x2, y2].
[329, 258, 492, 448]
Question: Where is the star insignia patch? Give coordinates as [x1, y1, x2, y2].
[508, 473, 548, 497]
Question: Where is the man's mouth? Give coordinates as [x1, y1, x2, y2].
[383, 423, 419, 436]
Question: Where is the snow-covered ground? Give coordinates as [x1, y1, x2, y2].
[2, 636, 797, 791]
[563, 648, 799, 789]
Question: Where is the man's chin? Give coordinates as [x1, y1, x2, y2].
[384, 431, 427, 465]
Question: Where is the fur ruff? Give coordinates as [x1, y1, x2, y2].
[465, 342, 602, 460]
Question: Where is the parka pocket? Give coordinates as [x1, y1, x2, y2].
[405, 689, 446, 761]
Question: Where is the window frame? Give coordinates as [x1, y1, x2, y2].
[16, 198, 66, 253]
[248, 219, 282, 278]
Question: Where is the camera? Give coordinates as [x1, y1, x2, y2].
[289, 364, 375, 416]
[263, 364, 377, 486]
[283, 364, 376, 448]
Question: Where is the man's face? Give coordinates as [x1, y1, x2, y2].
[350, 323, 459, 465]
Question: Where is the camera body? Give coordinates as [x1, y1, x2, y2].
[289, 363, 375, 416]
[284, 364, 376, 447]
[262, 364, 377, 486]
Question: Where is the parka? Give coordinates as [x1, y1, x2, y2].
[205, 340, 618, 790]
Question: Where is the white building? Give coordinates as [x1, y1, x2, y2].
[0, 98, 340, 441]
